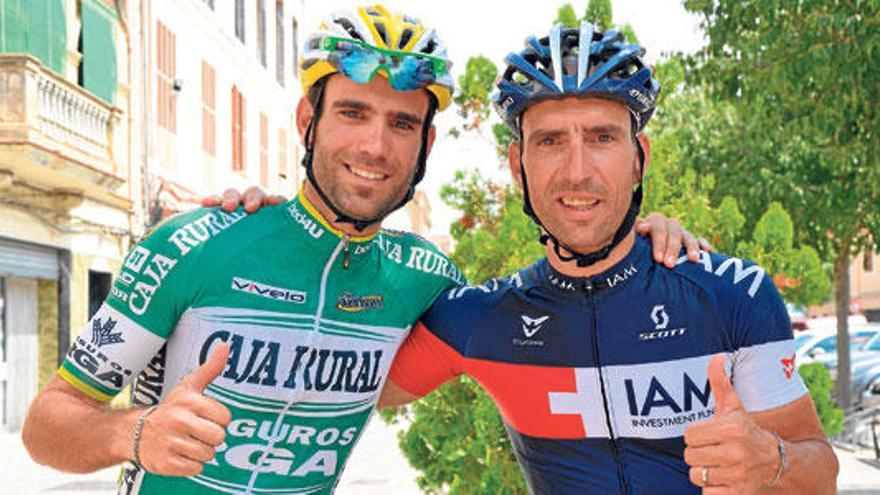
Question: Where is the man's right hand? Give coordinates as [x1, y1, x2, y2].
[136, 343, 232, 476]
[202, 187, 282, 213]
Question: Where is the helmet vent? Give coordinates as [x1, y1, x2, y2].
[373, 22, 389, 45]
[334, 18, 364, 41]
[399, 28, 414, 49]
[511, 69, 531, 86]
[366, 7, 381, 16]
[424, 38, 437, 54]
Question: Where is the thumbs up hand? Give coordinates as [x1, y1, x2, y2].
[683, 354, 782, 493]
[134, 343, 232, 476]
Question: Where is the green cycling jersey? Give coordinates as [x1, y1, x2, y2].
[59, 191, 464, 494]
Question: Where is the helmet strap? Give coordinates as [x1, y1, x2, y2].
[518, 121, 646, 268]
[301, 78, 438, 232]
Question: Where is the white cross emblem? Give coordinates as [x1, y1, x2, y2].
[548, 368, 607, 437]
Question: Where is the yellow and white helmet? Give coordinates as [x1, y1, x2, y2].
[300, 4, 455, 111]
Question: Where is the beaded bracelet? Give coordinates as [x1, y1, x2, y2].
[132, 406, 158, 469]
[767, 432, 788, 487]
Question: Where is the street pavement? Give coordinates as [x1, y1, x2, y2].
[1, 420, 878, 494]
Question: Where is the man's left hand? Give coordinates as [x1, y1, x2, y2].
[683, 354, 782, 494]
[635, 214, 712, 268]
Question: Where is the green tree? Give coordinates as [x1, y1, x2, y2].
[798, 363, 845, 435]
[555, 4, 579, 27]
[584, 0, 613, 31]
[682, 0, 880, 408]
[449, 56, 498, 137]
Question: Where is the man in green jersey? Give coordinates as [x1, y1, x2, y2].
[22, 5, 699, 495]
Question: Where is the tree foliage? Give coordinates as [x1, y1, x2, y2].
[584, 0, 613, 31]
[798, 363, 845, 436]
[681, 0, 880, 407]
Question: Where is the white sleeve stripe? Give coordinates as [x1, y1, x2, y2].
[732, 339, 808, 412]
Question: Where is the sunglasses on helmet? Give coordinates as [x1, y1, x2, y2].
[319, 36, 449, 92]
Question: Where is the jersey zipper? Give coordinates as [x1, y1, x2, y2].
[586, 280, 629, 495]
[342, 234, 351, 269]
[243, 238, 347, 494]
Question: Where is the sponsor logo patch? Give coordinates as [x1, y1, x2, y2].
[781, 353, 796, 379]
[639, 305, 687, 341]
[336, 292, 383, 312]
[231, 277, 307, 304]
[90, 317, 124, 347]
[521, 315, 549, 338]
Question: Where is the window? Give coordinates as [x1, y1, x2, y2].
[156, 21, 176, 132]
[234, 0, 245, 43]
[1, 0, 67, 75]
[88, 271, 112, 320]
[278, 128, 288, 179]
[257, 0, 267, 67]
[260, 113, 269, 187]
[865, 250, 875, 273]
[231, 86, 247, 171]
[275, 1, 285, 85]
[201, 61, 216, 156]
[291, 17, 298, 76]
[79, 0, 117, 104]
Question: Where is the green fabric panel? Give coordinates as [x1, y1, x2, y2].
[47, 0, 66, 73]
[1, 0, 29, 54]
[26, 0, 50, 69]
[80, 0, 116, 104]
[0, 0, 65, 74]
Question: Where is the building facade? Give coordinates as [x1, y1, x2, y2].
[808, 250, 880, 323]
[0, 0, 306, 431]
[140, 0, 303, 221]
[0, 0, 136, 430]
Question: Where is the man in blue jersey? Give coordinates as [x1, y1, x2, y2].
[379, 23, 837, 494]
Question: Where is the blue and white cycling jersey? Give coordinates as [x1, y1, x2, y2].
[390, 236, 807, 494]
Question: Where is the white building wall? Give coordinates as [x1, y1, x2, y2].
[144, 0, 304, 202]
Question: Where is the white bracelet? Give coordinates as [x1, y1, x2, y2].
[132, 406, 158, 469]
[767, 432, 788, 487]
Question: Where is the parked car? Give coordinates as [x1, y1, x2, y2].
[815, 325, 880, 409]
[793, 325, 880, 366]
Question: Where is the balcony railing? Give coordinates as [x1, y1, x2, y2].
[0, 54, 124, 191]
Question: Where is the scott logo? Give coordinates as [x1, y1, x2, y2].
[521, 315, 549, 337]
[651, 305, 669, 330]
[639, 305, 686, 341]
[781, 353, 796, 379]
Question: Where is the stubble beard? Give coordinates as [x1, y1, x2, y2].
[311, 146, 413, 221]
[539, 178, 631, 255]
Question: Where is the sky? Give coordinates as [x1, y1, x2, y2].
[302, 0, 707, 235]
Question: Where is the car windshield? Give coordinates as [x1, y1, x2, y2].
[794, 333, 813, 351]
[861, 331, 880, 352]
[851, 329, 878, 349]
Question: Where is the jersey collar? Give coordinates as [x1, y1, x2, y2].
[284, 188, 377, 256]
[537, 235, 653, 295]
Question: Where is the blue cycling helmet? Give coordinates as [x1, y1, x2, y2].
[493, 22, 661, 268]
[493, 22, 659, 134]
